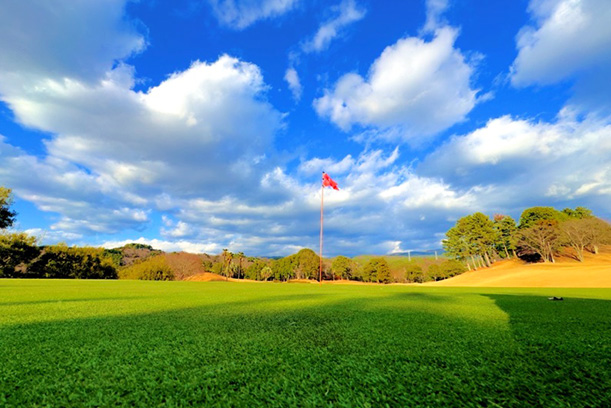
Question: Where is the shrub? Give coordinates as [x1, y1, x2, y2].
[119, 255, 174, 281]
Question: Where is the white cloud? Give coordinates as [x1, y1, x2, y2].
[2, 55, 283, 198]
[284, 67, 302, 101]
[208, 0, 299, 29]
[421, 109, 611, 209]
[0, 1, 284, 238]
[0, 0, 145, 87]
[511, 0, 611, 86]
[298, 154, 355, 176]
[101, 237, 221, 254]
[422, 0, 450, 33]
[24, 229, 83, 245]
[314, 27, 479, 142]
[161, 221, 194, 238]
[302, 0, 366, 53]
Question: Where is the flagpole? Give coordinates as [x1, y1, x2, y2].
[319, 173, 324, 285]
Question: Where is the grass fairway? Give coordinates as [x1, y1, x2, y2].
[1, 281, 610, 407]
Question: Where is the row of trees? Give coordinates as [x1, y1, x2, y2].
[202, 248, 466, 284]
[1, 187, 119, 279]
[443, 206, 611, 267]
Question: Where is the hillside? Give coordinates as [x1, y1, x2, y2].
[427, 247, 611, 288]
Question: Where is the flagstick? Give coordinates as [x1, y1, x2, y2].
[319, 177, 324, 285]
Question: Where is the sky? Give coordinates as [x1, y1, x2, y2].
[1, 0, 610, 257]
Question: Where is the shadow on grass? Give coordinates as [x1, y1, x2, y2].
[487, 294, 611, 407]
[1, 288, 609, 407]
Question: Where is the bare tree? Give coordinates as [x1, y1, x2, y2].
[519, 220, 561, 263]
[560, 219, 591, 262]
[585, 217, 611, 254]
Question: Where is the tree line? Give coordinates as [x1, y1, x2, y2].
[443, 206, 611, 268]
[211, 248, 466, 284]
[1, 185, 464, 283]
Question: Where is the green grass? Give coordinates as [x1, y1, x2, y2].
[1, 280, 610, 407]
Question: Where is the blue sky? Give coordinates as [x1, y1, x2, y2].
[1, 0, 610, 256]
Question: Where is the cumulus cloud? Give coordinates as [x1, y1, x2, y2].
[511, 0, 611, 86]
[156, 147, 479, 255]
[314, 26, 479, 142]
[0, 54, 284, 233]
[420, 108, 611, 209]
[0, 1, 284, 237]
[207, 0, 299, 29]
[3, 55, 283, 197]
[510, 0, 611, 113]
[0, 0, 145, 87]
[101, 237, 221, 254]
[302, 0, 366, 53]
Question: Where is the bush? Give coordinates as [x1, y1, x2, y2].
[428, 260, 467, 281]
[119, 255, 174, 281]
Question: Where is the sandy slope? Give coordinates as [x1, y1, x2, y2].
[183, 272, 227, 282]
[427, 249, 611, 288]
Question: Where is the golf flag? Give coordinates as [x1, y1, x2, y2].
[322, 172, 339, 190]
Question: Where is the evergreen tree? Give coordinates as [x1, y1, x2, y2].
[331, 255, 353, 280]
[493, 214, 518, 258]
[0, 187, 17, 230]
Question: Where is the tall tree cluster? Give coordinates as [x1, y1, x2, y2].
[443, 212, 499, 270]
[444, 206, 611, 266]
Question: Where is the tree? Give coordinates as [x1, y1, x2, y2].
[427, 264, 444, 281]
[519, 206, 567, 229]
[0, 187, 17, 230]
[260, 266, 273, 281]
[404, 262, 424, 283]
[245, 259, 270, 280]
[0, 232, 39, 277]
[584, 217, 611, 254]
[562, 206, 593, 219]
[222, 249, 232, 280]
[331, 255, 353, 280]
[28, 244, 117, 279]
[467, 212, 496, 267]
[518, 220, 561, 263]
[493, 214, 518, 258]
[443, 218, 475, 269]
[443, 212, 496, 269]
[560, 219, 593, 262]
[362, 258, 391, 283]
[236, 252, 245, 279]
[294, 248, 319, 280]
[272, 256, 296, 281]
[426, 260, 467, 281]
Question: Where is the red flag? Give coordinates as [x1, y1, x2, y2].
[322, 172, 339, 190]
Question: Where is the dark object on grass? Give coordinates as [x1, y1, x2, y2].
[548, 296, 564, 301]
